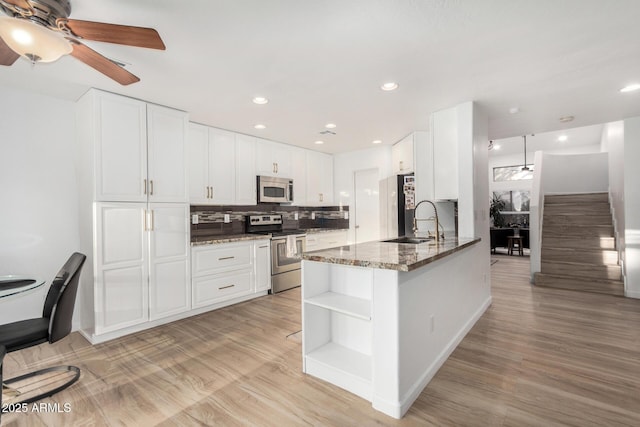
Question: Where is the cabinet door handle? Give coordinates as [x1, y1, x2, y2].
[210, 186, 214, 199]
[275, 162, 278, 173]
[319, 193, 323, 202]
[399, 160, 404, 171]
[218, 256, 235, 261]
[218, 284, 235, 290]
[150, 210, 154, 231]
[143, 209, 148, 231]
[259, 245, 268, 248]
[143, 179, 147, 195]
[150, 180, 154, 196]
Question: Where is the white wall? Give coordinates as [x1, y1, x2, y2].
[0, 85, 80, 324]
[489, 143, 601, 196]
[622, 117, 640, 298]
[601, 122, 625, 272]
[540, 152, 609, 194]
[334, 145, 392, 243]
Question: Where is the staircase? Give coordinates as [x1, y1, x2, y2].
[534, 193, 624, 296]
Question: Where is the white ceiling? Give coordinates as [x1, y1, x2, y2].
[1, 0, 639, 154]
[489, 123, 604, 157]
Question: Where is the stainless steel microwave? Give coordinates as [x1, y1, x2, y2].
[257, 176, 293, 204]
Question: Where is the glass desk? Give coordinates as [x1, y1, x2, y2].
[0, 276, 45, 298]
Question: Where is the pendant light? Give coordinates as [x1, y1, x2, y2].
[521, 135, 531, 171]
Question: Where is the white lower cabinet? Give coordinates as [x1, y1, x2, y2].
[193, 269, 252, 308]
[191, 239, 270, 309]
[94, 202, 190, 335]
[255, 241, 272, 293]
[305, 230, 349, 252]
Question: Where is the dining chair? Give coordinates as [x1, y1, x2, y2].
[0, 252, 86, 406]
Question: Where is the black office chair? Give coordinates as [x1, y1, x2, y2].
[0, 252, 86, 407]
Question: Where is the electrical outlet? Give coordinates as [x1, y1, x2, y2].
[294, 212, 299, 220]
[311, 212, 316, 220]
[191, 214, 199, 225]
[224, 214, 230, 223]
[430, 315, 435, 333]
[344, 211, 349, 220]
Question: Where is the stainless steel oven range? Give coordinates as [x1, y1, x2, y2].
[245, 214, 306, 293]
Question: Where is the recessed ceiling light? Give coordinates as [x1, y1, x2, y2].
[380, 82, 399, 91]
[620, 83, 640, 93]
[558, 135, 568, 142]
[509, 107, 520, 114]
[254, 124, 266, 130]
[372, 140, 382, 144]
[325, 123, 337, 129]
[559, 115, 574, 123]
[252, 96, 268, 105]
[314, 140, 324, 145]
[494, 145, 501, 150]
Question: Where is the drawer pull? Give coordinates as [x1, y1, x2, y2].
[259, 245, 268, 248]
[218, 256, 235, 261]
[218, 284, 235, 290]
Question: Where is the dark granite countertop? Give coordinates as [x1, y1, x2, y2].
[191, 234, 271, 246]
[301, 237, 481, 272]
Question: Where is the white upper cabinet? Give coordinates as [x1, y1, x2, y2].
[431, 107, 459, 200]
[147, 104, 188, 203]
[209, 127, 237, 204]
[306, 150, 334, 205]
[392, 134, 415, 174]
[255, 138, 293, 178]
[92, 91, 147, 202]
[187, 123, 210, 204]
[187, 124, 256, 205]
[84, 90, 187, 203]
[235, 134, 257, 204]
[290, 147, 307, 205]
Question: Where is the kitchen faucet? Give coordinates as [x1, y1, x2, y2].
[413, 200, 443, 242]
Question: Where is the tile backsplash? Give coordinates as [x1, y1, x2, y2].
[190, 204, 349, 241]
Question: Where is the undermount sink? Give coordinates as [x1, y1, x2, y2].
[383, 236, 434, 244]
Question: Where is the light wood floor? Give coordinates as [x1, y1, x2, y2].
[3, 255, 640, 426]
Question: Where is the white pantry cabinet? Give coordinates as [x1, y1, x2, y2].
[306, 151, 334, 205]
[391, 134, 415, 174]
[79, 89, 188, 203]
[255, 138, 293, 178]
[94, 203, 149, 333]
[94, 203, 190, 334]
[187, 124, 256, 205]
[148, 204, 191, 321]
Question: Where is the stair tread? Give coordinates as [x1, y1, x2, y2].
[542, 259, 621, 269]
[535, 272, 623, 285]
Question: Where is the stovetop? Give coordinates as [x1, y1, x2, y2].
[245, 214, 305, 237]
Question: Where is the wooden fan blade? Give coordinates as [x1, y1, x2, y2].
[70, 42, 140, 85]
[0, 36, 20, 66]
[3, 0, 32, 10]
[61, 19, 165, 50]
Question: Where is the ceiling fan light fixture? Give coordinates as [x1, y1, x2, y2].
[0, 17, 71, 63]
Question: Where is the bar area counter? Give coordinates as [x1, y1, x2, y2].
[300, 236, 491, 419]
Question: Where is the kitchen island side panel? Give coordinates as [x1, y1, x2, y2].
[396, 242, 491, 417]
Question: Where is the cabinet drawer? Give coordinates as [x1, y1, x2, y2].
[192, 269, 252, 308]
[192, 243, 252, 276]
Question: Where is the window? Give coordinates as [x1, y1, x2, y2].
[493, 191, 530, 213]
[493, 165, 534, 181]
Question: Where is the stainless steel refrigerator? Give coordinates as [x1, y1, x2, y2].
[379, 174, 416, 239]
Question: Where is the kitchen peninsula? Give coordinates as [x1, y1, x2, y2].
[300, 236, 491, 419]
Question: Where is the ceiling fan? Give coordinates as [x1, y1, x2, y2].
[0, 0, 165, 85]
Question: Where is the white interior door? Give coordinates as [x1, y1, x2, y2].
[354, 168, 380, 243]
